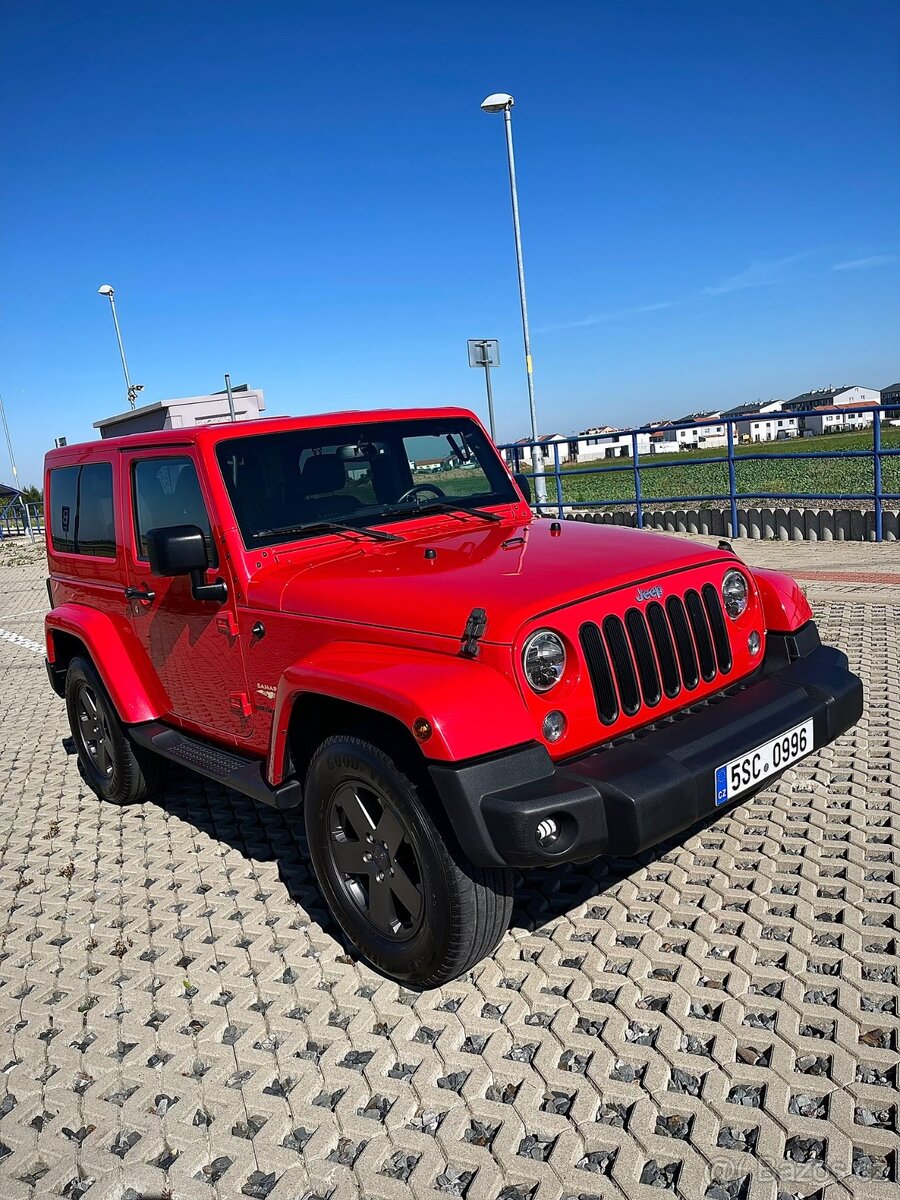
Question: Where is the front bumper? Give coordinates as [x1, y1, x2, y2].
[429, 624, 863, 867]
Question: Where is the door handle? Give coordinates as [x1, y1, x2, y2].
[124, 586, 156, 603]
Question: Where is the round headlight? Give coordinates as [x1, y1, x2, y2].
[722, 569, 749, 619]
[522, 630, 566, 693]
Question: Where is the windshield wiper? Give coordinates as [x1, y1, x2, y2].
[251, 520, 403, 543]
[393, 500, 501, 523]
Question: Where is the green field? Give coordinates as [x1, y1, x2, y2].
[537, 428, 900, 507]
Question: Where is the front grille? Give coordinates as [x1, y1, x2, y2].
[581, 586, 733, 723]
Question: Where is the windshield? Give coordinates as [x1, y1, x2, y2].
[216, 416, 518, 549]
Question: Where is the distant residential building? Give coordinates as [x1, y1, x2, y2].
[742, 412, 800, 442]
[720, 399, 783, 419]
[505, 434, 569, 469]
[662, 411, 726, 449]
[537, 434, 569, 465]
[718, 400, 797, 442]
[803, 403, 881, 435]
[568, 428, 651, 462]
[648, 431, 680, 454]
[785, 385, 880, 413]
[880, 381, 900, 407]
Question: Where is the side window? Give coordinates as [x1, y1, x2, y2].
[49, 463, 116, 558]
[132, 457, 217, 565]
[76, 464, 116, 557]
[49, 466, 79, 554]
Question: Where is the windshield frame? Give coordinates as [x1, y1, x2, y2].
[215, 415, 520, 550]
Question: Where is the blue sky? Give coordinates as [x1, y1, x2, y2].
[2, 0, 899, 485]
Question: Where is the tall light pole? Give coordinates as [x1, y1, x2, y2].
[0, 392, 30, 537]
[481, 92, 547, 505]
[97, 284, 143, 409]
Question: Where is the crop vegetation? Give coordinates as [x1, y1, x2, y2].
[524, 428, 900, 508]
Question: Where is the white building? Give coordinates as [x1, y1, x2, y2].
[803, 403, 881, 435]
[740, 412, 800, 442]
[720, 400, 798, 443]
[505, 434, 569, 469]
[568, 428, 652, 462]
[662, 412, 727, 450]
[786, 385, 881, 413]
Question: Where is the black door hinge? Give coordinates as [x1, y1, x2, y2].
[460, 607, 488, 658]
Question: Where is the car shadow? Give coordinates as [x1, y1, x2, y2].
[143, 760, 728, 967]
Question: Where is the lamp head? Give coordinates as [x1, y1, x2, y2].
[481, 93, 514, 114]
[97, 284, 115, 297]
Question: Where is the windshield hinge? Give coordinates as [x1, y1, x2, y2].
[229, 691, 253, 717]
[460, 607, 488, 658]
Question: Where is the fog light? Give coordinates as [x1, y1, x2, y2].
[542, 710, 567, 742]
[748, 631, 761, 656]
[536, 817, 560, 848]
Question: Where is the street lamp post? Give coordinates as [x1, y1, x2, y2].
[480, 92, 547, 506]
[97, 285, 143, 409]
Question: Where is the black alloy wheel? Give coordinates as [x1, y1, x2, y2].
[64, 656, 164, 804]
[74, 681, 115, 781]
[325, 779, 424, 940]
[304, 732, 514, 986]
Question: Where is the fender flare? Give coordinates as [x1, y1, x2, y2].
[752, 568, 813, 633]
[45, 604, 168, 724]
[268, 641, 535, 784]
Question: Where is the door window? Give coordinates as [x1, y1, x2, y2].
[132, 456, 217, 565]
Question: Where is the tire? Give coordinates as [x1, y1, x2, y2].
[304, 733, 514, 986]
[65, 656, 165, 804]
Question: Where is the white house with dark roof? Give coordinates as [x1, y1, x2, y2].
[802, 403, 882, 435]
[720, 400, 798, 442]
[568, 428, 652, 462]
[786, 385, 880, 413]
[662, 412, 727, 449]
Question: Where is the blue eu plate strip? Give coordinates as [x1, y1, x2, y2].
[714, 765, 729, 806]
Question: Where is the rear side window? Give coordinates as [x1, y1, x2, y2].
[132, 456, 217, 565]
[49, 463, 115, 558]
[49, 466, 79, 554]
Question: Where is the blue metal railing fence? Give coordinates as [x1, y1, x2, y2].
[499, 403, 900, 542]
[0, 496, 44, 541]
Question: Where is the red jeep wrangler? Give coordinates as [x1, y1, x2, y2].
[44, 408, 862, 985]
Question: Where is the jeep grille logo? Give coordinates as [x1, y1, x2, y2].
[635, 584, 664, 602]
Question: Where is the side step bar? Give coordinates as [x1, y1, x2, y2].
[128, 721, 302, 810]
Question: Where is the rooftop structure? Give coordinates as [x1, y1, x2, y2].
[94, 385, 265, 440]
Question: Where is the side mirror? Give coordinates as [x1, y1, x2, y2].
[145, 525, 227, 603]
[514, 472, 532, 504]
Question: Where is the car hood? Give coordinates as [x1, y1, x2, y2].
[245, 517, 733, 644]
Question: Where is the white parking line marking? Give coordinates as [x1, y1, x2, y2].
[0, 627, 43, 655]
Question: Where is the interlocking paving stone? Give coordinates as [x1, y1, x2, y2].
[0, 537, 897, 1198]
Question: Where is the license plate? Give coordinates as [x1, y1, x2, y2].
[715, 719, 814, 806]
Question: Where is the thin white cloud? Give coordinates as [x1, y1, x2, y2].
[537, 299, 677, 333]
[538, 245, 857, 335]
[831, 253, 899, 272]
[702, 251, 813, 296]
